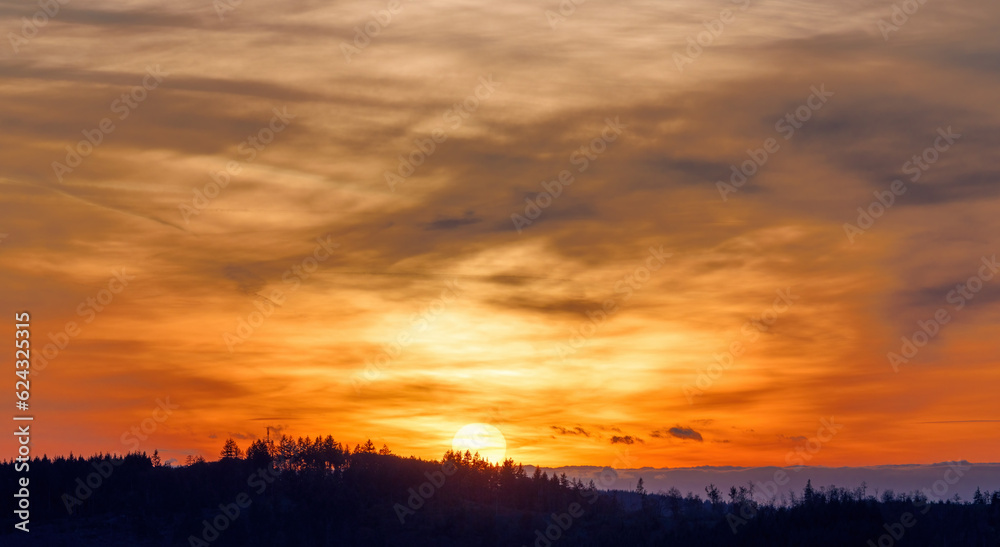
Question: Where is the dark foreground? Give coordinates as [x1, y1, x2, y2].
[2, 439, 998, 546]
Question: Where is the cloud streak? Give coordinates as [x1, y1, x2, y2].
[0, 0, 999, 471]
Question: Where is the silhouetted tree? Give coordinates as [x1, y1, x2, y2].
[220, 438, 242, 460]
[705, 483, 722, 505]
[357, 439, 376, 454]
[5, 434, 999, 547]
[279, 435, 296, 468]
[246, 439, 272, 466]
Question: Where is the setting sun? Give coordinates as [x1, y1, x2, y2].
[452, 423, 507, 463]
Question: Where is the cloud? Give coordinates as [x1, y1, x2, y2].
[610, 435, 643, 445]
[653, 427, 704, 442]
[223, 265, 268, 295]
[779, 434, 808, 442]
[426, 214, 482, 231]
[551, 425, 592, 437]
[3, 0, 1000, 469]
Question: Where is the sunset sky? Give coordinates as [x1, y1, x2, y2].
[1, 0, 999, 471]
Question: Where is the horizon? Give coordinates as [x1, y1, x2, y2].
[11, 439, 998, 509]
[10, 434, 1000, 504]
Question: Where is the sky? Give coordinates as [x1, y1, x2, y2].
[1, 0, 999, 472]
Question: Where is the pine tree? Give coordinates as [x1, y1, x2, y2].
[804, 479, 815, 504]
[705, 483, 721, 505]
[247, 439, 272, 466]
[220, 438, 242, 460]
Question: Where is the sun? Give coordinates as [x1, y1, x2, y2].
[451, 423, 507, 463]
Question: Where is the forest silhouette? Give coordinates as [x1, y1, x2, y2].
[2, 434, 998, 546]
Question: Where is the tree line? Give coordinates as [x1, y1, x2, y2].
[1, 435, 998, 546]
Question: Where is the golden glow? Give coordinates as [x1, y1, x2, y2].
[452, 424, 507, 464]
[0, 0, 998, 470]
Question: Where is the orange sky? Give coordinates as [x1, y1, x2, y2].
[1, 0, 999, 469]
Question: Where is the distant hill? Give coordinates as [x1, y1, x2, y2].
[533, 460, 1000, 503]
[1, 437, 998, 546]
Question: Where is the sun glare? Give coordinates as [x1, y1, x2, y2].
[451, 423, 507, 463]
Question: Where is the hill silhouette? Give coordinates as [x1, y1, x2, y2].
[2, 435, 998, 546]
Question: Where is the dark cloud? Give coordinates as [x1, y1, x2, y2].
[779, 435, 808, 442]
[425, 214, 482, 231]
[487, 295, 608, 317]
[654, 427, 704, 442]
[551, 426, 592, 437]
[610, 435, 643, 445]
[223, 265, 267, 296]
